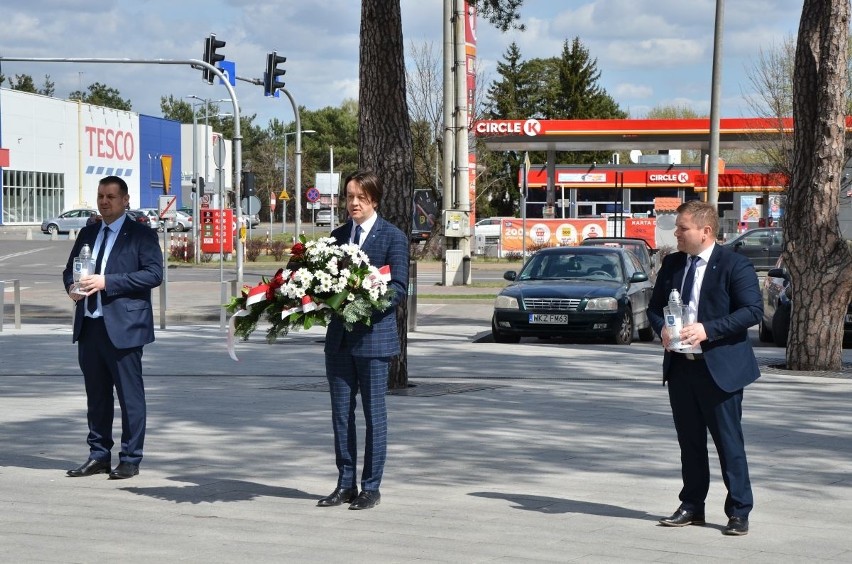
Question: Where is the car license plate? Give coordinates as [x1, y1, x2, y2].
[529, 314, 568, 324]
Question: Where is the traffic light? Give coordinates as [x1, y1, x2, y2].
[242, 172, 257, 197]
[263, 51, 287, 96]
[202, 33, 226, 84]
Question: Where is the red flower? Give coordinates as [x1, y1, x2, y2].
[266, 268, 285, 301]
[290, 242, 306, 259]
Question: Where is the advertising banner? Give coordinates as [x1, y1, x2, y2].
[625, 218, 658, 248]
[500, 218, 607, 254]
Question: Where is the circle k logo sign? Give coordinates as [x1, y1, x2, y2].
[523, 119, 542, 137]
[678, 172, 689, 183]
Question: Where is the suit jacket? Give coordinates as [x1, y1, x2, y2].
[62, 216, 163, 349]
[324, 216, 409, 358]
[647, 244, 762, 392]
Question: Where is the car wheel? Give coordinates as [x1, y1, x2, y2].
[638, 325, 655, 342]
[173, 223, 185, 232]
[772, 304, 791, 347]
[491, 317, 520, 344]
[157, 224, 165, 233]
[47, 224, 59, 235]
[612, 308, 633, 345]
[758, 319, 773, 343]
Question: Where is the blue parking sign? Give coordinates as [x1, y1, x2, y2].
[218, 60, 236, 87]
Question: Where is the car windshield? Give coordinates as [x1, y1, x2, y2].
[518, 252, 623, 282]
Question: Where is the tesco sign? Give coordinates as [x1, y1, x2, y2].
[85, 126, 135, 161]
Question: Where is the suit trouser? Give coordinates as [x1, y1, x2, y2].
[667, 354, 753, 519]
[325, 351, 389, 492]
[78, 317, 146, 466]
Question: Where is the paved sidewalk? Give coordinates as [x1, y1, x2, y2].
[2, 300, 852, 562]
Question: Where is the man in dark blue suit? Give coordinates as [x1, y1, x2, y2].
[317, 170, 409, 510]
[648, 200, 762, 536]
[62, 176, 163, 480]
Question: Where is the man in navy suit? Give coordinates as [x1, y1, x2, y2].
[647, 200, 762, 536]
[317, 170, 409, 510]
[62, 176, 163, 480]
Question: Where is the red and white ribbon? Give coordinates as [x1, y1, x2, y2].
[245, 283, 269, 307]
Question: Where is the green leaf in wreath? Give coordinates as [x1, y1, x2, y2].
[325, 290, 348, 310]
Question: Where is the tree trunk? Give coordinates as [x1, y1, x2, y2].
[786, 0, 852, 370]
[359, 0, 415, 388]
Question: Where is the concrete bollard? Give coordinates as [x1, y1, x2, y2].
[68, 229, 76, 240]
[51, 231, 58, 241]
[25, 228, 32, 240]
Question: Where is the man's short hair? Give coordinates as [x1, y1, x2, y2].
[99, 175, 129, 195]
[677, 200, 719, 235]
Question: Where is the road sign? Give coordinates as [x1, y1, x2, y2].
[212, 134, 225, 168]
[158, 195, 177, 219]
[218, 60, 236, 87]
[278, 190, 290, 201]
[306, 187, 321, 203]
[241, 196, 262, 215]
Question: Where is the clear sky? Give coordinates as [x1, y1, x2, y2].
[0, 0, 805, 127]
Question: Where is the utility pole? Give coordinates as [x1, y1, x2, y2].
[707, 0, 725, 210]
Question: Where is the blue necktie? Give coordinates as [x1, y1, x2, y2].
[681, 255, 698, 304]
[353, 224, 363, 245]
[87, 228, 110, 314]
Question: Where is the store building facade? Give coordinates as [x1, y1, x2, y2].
[0, 88, 181, 225]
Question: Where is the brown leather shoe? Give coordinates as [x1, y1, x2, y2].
[317, 487, 358, 507]
[659, 508, 705, 527]
[66, 458, 110, 477]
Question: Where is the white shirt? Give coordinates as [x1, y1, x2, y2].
[681, 243, 715, 353]
[85, 215, 126, 317]
[351, 213, 377, 247]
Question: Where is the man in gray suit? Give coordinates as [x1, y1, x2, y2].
[62, 176, 163, 480]
[317, 170, 409, 510]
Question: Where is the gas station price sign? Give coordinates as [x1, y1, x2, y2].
[200, 209, 235, 254]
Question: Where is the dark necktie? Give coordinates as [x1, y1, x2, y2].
[353, 224, 363, 245]
[680, 255, 698, 304]
[87, 228, 110, 314]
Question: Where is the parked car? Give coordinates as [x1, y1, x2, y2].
[474, 217, 503, 239]
[170, 210, 192, 232]
[135, 208, 173, 232]
[125, 209, 151, 228]
[760, 256, 852, 347]
[315, 208, 332, 227]
[579, 237, 657, 281]
[723, 227, 783, 270]
[41, 208, 98, 235]
[233, 209, 260, 228]
[491, 246, 655, 345]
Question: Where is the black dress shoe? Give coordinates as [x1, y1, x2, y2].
[317, 487, 358, 507]
[108, 462, 139, 480]
[66, 458, 111, 477]
[349, 490, 381, 510]
[723, 516, 749, 536]
[659, 508, 705, 527]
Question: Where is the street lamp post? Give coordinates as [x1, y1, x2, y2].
[282, 129, 315, 236]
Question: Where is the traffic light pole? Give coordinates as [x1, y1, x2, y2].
[0, 56, 246, 287]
